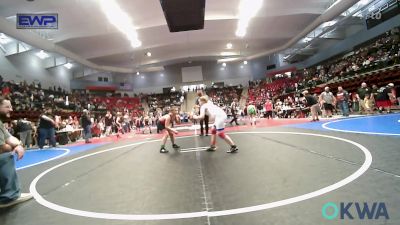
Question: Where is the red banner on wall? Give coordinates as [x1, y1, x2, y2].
[86, 85, 117, 91]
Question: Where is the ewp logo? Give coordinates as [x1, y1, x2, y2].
[322, 202, 389, 220]
[17, 14, 58, 29]
[366, 11, 382, 20]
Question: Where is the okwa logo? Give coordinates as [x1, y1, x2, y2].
[322, 202, 389, 220]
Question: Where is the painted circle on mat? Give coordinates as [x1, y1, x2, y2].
[30, 132, 372, 220]
[322, 114, 400, 136]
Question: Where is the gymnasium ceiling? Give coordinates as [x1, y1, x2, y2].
[0, 0, 370, 72]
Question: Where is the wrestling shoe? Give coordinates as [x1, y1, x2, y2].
[206, 146, 216, 152]
[227, 145, 238, 153]
[160, 147, 169, 153]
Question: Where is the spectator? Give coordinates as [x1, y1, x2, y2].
[16, 118, 33, 148]
[264, 99, 273, 119]
[0, 97, 33, 208]
[357, 82, 371, 114]
[38, 107, 57, 149]
[364, 94, 374, 114]
[371, 84, 379, 106]
[229, 98, 239, 125]
[104, 111, 113, 136]
[303, 91, 320, 122]
[319, 87, 336, 118]
[80, 109, 92, 143]
[336, 86, 350, 117]
[375, 84, 393, 113]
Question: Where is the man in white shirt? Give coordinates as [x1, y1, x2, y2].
[193, 96, 238, 153]
[319, 86, 336, 117]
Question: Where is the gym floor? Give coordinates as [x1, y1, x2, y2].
[1, 114, 399, 225]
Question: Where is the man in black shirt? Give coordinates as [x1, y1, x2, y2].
[375, 84, 393, 113]
[357, 82, 371, 114]
[80, 109, 92, 143]
[195, 90, 209, 136]
[229, 99, 239, 125]
[104, 111, 113, 136]
[38, 107, 57, 149]
[303, 90, 320, 122]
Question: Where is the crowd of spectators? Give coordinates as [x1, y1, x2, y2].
[206, 85, 243, 108]
[1, 78, 143, 117]
[0, 76, 147, 148]
[296, 27, 400, 90]
[145, 92, 184, 113]
[246, 27, 400, 119]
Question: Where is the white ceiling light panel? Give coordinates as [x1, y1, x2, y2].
[100, 0, 142, 48]
[235, 0, 263, 37]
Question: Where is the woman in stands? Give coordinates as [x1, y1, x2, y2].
[157, 107, 180, 153]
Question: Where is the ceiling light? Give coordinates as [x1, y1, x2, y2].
[136, 71, 140, 75]
[217, 57, 241, 63]
[235, 0, 263, 37]
[160, 73, 164, 77]
[36, 50, 49, 59]
[359, 0, 370, 6]
[236, 28, 246, 38]
[321, 20, 337, 28]
[0, 33, 12, 45]
[302, 37, 313, 43]
[146, 52, 152, 57]
[64, 63, 73, 69]
[220, 52, 237, 56]
[222, 63, 227, 67]
[243, 60, 248, 65]
[99, 0, 141, 48]
[226, 43, 233, 49]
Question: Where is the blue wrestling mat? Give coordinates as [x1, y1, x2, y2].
[322, 114, 400, 136]
[16, 143, 107, 170]
[287, 113, 400, 136]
